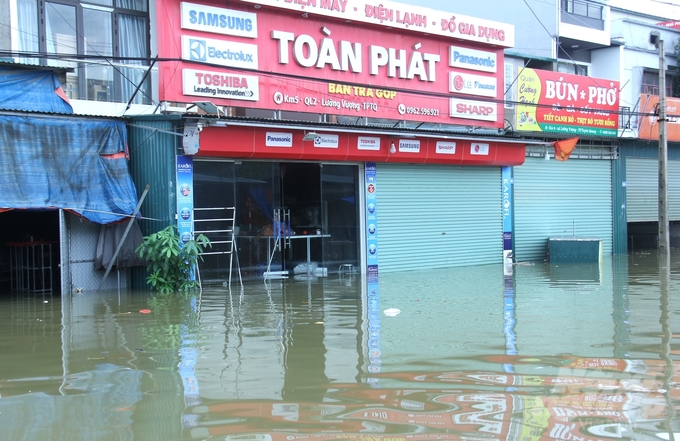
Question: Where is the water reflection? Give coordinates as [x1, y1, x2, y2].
[0, 253, 679, 440]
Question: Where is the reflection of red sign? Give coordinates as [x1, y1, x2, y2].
[638, 94, 680, 142]
[157, 0, 506, 127]
[182, 359, 679, 441]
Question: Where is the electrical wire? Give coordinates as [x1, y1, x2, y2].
[2, 2, 675, 124]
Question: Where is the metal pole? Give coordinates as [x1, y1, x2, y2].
[98, 184, 150, 290]
[657, 34, 670, 255]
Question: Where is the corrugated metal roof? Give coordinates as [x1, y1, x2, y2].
[0, 59, 73, 73]
[181, 114, 534, 143]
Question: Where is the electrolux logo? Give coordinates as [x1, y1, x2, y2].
[189, 39, 207, 61]
[313, 134, 339, 148]
[182, 35, 259, 70]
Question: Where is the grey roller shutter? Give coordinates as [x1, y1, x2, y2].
[376, 163, 501, 272]
[626, 158, 680, 222]
[514, 157, 613, 262]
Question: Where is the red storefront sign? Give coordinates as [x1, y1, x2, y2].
[515, 68, 620, 137]
[638, 94, 680, 142]
[658, 20, 680, 30]
[240, 0, 515, 47]
[157, 0, 512, 128]
[197, 126, 526, 166]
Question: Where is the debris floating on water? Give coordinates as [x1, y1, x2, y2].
[383, 308, 401, 317]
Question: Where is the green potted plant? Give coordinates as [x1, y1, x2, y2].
[136, 225, 211, 294]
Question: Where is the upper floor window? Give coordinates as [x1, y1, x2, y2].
[561, 0, 603, 20]
[16, 0, 151, 104]
[557, 61, 588, 76]
[560, 0, 604, 31]
[642, 70, 674, 98]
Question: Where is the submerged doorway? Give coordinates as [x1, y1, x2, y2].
[193, 160, 360, 281]
[0, 210, 60, 295]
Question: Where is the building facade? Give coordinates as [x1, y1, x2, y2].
[2, 0, 680, 291]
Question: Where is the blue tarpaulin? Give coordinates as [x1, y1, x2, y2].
[0, 66, 73, 113]
[0, 115, 139, 224]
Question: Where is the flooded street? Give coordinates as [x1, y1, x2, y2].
[2, 253, 680, 440]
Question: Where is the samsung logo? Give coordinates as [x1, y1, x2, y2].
[189, 11, 253, 31]
[181, 3, 257, 38]
[399, 139, 420, 153]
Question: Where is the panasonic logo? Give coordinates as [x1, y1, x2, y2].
[453, 52, 495, 68]
[449, 46, 497, 73]
[265, 132, 293, 147]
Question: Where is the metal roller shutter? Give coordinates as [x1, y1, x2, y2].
[514, 157, 613, 262]
[626, 158, 680, 222]
[376, 163, 501, 272]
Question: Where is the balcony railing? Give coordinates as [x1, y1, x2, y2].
[619, 106, 633, 131]
[561, 0, 605, 30]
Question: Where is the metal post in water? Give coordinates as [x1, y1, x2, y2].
[651, 31, 670, 255]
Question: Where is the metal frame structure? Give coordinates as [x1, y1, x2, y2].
[193, 207, 243, 289]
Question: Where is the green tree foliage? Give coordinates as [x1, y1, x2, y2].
[135, 225, 211, 294]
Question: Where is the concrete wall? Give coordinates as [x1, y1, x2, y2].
[0, 0, 10, 54]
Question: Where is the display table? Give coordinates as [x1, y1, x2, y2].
[289, 234, 331, 271]
[6, 241, 55, 293]
[238, 233, 330, 274]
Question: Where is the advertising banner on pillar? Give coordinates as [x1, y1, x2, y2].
[176, 155, 194, 245]
[515, 68, 620, 137]
[501, 166, 513, 276]
[365, 162, 379, 275]
[157, 0, 513, 128]
[638, 94, 680, 142]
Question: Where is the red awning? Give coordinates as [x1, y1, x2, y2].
[197, 126, 526, 166]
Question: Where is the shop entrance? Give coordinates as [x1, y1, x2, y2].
[0, 210, 60, 296]
[193, 160, 360, 281]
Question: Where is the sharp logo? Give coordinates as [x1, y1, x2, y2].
[190, 39, 207, 61]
